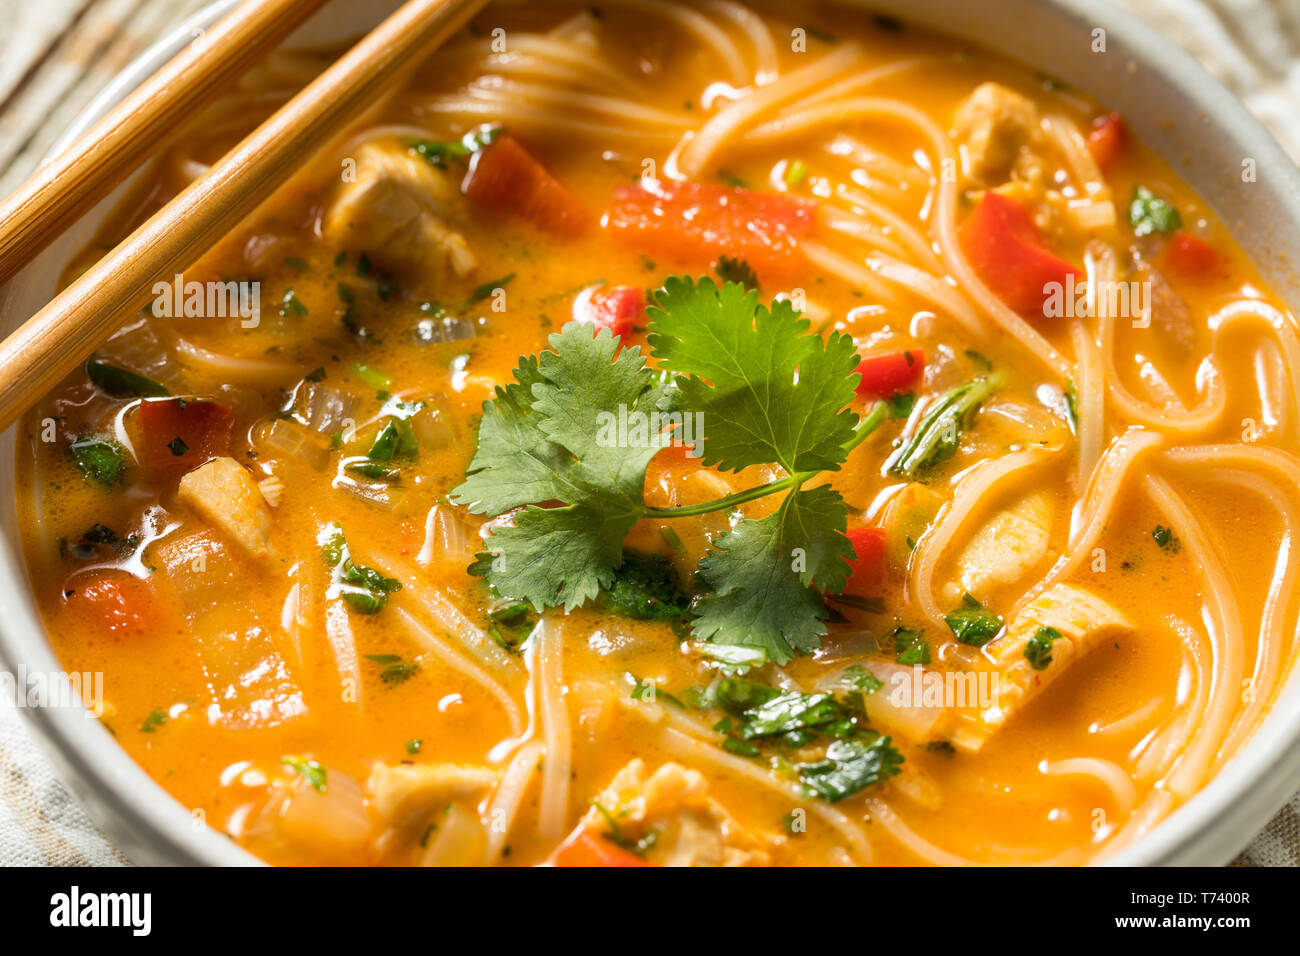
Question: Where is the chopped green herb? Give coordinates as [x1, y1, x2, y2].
[843, 664, 884, 694]
[139, 708, 168, 733]
[281, 755, 327, 793]
[602, 551, 691, 621]
[280, 289, 308, 317]
[1128, 185, 1182, 237]
[1153, 525, 1180, 552]
[352, 362, 391, 389]
[69, 437, 126, 486]
[406, 739, 423, 755]
[468, 273, 515, 304]
[1063, 378, 1080, 434]
[364, 653, 419, 685]
[784, 159, 808, 186]
[889, 376, 1001, 478]
[886, 391, 916, 419]
[944, 592, 1003, 647]
[715, 256, 759, 291]
[892, 627, 930, 665]
[1024, 625, 1063, 670]
[796, 737, 903, 802]
[320, 524, 401, 614]
[86, 359, 168, 398]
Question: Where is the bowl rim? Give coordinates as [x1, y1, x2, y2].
[1, 0, 1299, 867]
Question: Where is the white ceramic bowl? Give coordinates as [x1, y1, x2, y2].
[2, 0, 1298, 866]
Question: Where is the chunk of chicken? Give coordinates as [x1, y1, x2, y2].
[953, 82, 1043, 185]
[577, 760, 773, 866]
[365, 762, 496, 829]
[323, 140, 477, 281]
[176, 456, 273, 561]
[944, 490, 1052, 604]
[949, 583, 1134, 751]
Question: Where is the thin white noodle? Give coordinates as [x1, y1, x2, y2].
[909, 447, 1059, 631]
[532, 618, 572, 841]
[865, 252, 984, 335]
[834, 185, 944, 272]
[1070, 315, 1105, 513]
[820, 209, 912, 261]
[1011, 430, 1164, 618]
[1134, 616, 1210, 783]
[702, 0, 779, 83]
[481, 739, 544, 862]
[416, 97, 682, 142]
[172, 335, 299, 384]
[392, 606, 525, 737]
[370, 551, 516, 670]
[672, 43, 861, 177]
[801, 240, 900, 305]
[1091, 698, 1165, 737]
[467, 76, 692, 127]
[1041, 758, 1137, 817]
[596, 0, 748, 87]
[1140, 473, 1244, 799]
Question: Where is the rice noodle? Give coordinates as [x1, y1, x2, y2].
[392, 607, 525, 737]
[1041, 758, 1137, 817]
[530, 618, 572, 841]
[481, 739, 544, 863]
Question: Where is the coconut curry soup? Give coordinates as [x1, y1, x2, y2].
[17, 2, 1300, 866]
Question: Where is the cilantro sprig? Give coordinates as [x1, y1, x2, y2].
[452, 277, 932, 664]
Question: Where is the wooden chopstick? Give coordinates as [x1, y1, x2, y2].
[0, 0, 331, 288]
[0, 0, 489, 433]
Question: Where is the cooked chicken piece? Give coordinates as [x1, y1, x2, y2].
[323, 140, 477, 281]
[366, 762, 496, 829]
[578, 760, 774, 866]
[953, 82, 1043, 185]
[949, 583, 1134, 751]
[944, 490, 1052, 605]
[176, 456, 274, 561]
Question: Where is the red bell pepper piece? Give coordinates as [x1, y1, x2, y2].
[574, 285, 644, 340]
[1087, 113, 1126, 171]
[856, 349, 925, 398]
[67, 574, 160, 637]
[1159, 232, 1229, 282]
[135, 398, 233, 477]
[605, 180, 815, 280]
[842, 527, 888, 598]
[465, 133, 589, 236]
[959, 193, 1082, 315]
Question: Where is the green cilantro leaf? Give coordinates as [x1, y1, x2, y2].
[944, 592, 1004, 647]
[692, 486, 853, 664]
[1024, 625, 1063, 670]
[796, 737, 904, 802]
[646, 277, 861, 473]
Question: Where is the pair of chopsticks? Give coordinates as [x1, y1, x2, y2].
[0, 0, 489, 432]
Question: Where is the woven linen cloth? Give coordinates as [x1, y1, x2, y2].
[3, 0, 1300, 867]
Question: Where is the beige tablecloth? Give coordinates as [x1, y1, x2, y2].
[1, 0, 1299, 866]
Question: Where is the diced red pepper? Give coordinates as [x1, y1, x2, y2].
[605, 180, 815, 280]
[856, 349, 926, 398]
[842, 527, 888, 597]
[465, 133, 589, 236]
[1159, 232, 1230, 283]
[574, 285, 644, 340]
[67, 574, 160, 637]
[1087, 113, 1126, 171]
[959, 193, 1082, 315]
[550, 828, 651, 867]
[134, 398, 233, 477]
